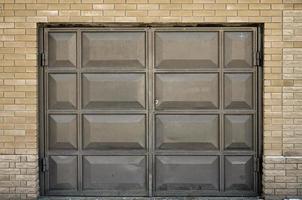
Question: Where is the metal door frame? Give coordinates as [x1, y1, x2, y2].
[38, 23, 264, 197]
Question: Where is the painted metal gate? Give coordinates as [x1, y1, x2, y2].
[39, 24, 262, 197]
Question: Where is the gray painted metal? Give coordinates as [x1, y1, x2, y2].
[39, 25, 262, 197]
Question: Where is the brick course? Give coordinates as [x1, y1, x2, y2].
[0, 0, 302, 199]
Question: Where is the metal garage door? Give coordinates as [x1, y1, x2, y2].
[38, 24, 262, 197]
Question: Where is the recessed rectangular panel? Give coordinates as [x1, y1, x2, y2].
[224, 73, 253, 109]
[155, 156, 219, 193]
[225, 156, 254, 192]
[83, 156, 146, 192]
[155, 31, 218, 69]
[49, 115, 77, 150]
[48, 73, 77, 110]
[82, 32, 146, 69]
[155, 73, 218, 110]
[224, 32, 253, 68]
[155, 115, 219, 150]
[82, 73, 145, 109]
[49, 156, 77, 191]
[48, 32, 77, 68]
[224, 115, 253, 150]
[83, 114, 145, 150]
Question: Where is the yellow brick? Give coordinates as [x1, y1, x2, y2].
[115, 4, 137, 9]
[238, 10, 260, 16]
[137, 4, 159, 10]
[261, 0, 281, 3]
[160, 4, 181, 10]
[104, 0, 125, 3]
[238, 0, 259, 2]
[171, 0, 192, 3]
[148, 0, 169, 3]
[81, 10, 103, 16]
[103, 10, 125, 16]
[181, 16, 204, 22]
[26, 3, 48, 9]
[249, 3, 270, 9]
[248, 16, 271, 22]
[160, 16, 182, 22]
[204, 16, 227, 22]
[227, 17, 249, 22]
[193, 10, 215, 16]
[4, 4, 26, 9]
[59, 10, 81, 16]
[261, 10, 282, 17]
[93, 4, 115, 9]
[148, 10, 170, 17]
[37, 10, 59, 16]
[216, 0, 236, 3]
[126, 10, 147, 17]
[215, 10, 237, 16]
[70, 16, 93, 22]
[204, 3, 225, 9]
[92, 16, 115, 22]
[48, 3, 70, 9]
[137, 16, 160, 22]
[70, 4, 92, 9]
[226, 4, 248, 10]
[14, 10, 37, 16]
[182, 3, 203, 9]
[171, 10, 192, 17]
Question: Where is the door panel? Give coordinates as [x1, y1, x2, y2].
[224, 156, 254, 192]
[49, 156, 78, 191]
[224, 115, 253, 150]
[82, 114, 146, 150]
[42, 27, 260, 197]
[48, 73, 77, 109]
[155, 115, 219, 150]
[82, 31, 146, 69]
[82, 156, 147, 192]
[155, 156, 219, 193]
[224, 73, 253, 109]
[48, 32, 77, 68]
[155, 73, 219, 110]
[48, 114, 78, 150]
[155, 31, 218, 69]
[224, 31, 253, 68]
[82, 73, 145, 109]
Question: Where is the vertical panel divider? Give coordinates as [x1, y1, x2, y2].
[148, 27, 155, 197]
[43, 28, 49, 194]
[39, 26, 46, 195]
[77, 29, 82, 192]
[219, 29, 225, 192]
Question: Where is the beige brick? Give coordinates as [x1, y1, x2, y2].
[249, 3, 271, 9]
[226, 4, 248, 10]
[93, 4, 115, 10]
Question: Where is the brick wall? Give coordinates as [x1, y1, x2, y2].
[0, 0, 302, 199]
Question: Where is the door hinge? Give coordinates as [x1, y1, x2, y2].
[40, 157, 47, 172]
[255, 157, 261, 173]
[39, 52, 46, 67]
[256, 51, 262, 67]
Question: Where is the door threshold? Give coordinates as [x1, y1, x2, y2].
[39, 197, 263, 200]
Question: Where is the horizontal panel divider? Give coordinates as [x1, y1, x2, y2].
[45, 69, 148, 73]
[47, 110, 148, 114]
[153, 152, 255, 156]
[45, 67, 256, 74]
[154, 69, 256, 73]
[47, 152, 149, 156]
[153, 110, 256, 114]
